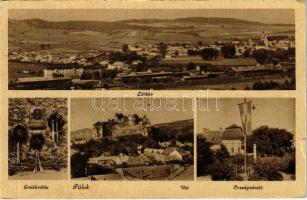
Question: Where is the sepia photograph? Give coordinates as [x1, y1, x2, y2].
[8, 9, 295, 90]
[197, 98, 295, 181]
[8, 98, 68, 180]
[70, 98, 194, 180]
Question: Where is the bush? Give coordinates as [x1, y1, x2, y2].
[249, 157, 283, 181]
[210, 160, 239, 181]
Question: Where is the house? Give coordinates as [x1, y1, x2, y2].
[200, 128, 223, 150]
[163, 147, 190, 161]
[221, 124, 245, 156]
[107, 61, 126, 70]
[146, 152, 166, 163]
[127, 155, 151, 166]
[224, 65, 279, 77]
[158, 141, 170, 148]
[88, 154, 130, 167]
[144, 148, 164, 154]
[137, 145, 144, 154]
[43, 67, 84, 79]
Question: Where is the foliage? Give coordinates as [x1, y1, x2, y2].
[71, 152, 89, 178]
[247, 126, 294, 156]
[10, 125, 28, 147]
[249, 157, 283, 181]
[187, 49, 199, 56]
[200, 48, 219, 60]
[215, 144, 230, 161]
[197, 138, 214, 176]
[252, 49, 269, 64]
[210, 160, 239, 180]
[187, 62, 196, 71]
[221, 45, 236, 58]
[158, 42, 168, 58]
[252, 80, 279, 90]
[108, 51, 145, 64]
[30, 134, 45, 151]
[253, 48, 295, 65]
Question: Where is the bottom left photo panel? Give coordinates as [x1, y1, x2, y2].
[8, 98, 68, 180]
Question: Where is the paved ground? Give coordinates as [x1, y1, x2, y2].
[172, 166, 194, 180]
[9, 168, 68, 180]
[197, 175, 212, 181]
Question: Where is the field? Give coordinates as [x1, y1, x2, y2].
[8, 18, 295, 53]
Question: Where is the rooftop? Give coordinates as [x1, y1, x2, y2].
[222, 124, 244, 141]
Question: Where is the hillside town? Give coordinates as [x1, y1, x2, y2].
[9, 31, 295, 90]
[71, 113, 194, 180]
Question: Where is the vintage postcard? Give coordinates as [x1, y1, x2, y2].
[0, 0, 306, 198]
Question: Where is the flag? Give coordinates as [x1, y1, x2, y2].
[238, 100, 252, 135]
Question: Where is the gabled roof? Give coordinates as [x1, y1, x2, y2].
[222, 124, 244, 141]
[203, 131, 223, 144]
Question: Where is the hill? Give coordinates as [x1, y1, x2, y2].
[153, 119, 194, 135]
[8, 17, 295, 52]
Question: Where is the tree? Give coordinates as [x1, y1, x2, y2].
[200, 48, 218, 61]
[197, 137, 214, 176]
[47, 112, 65, 146]
[11, 125, 28, 164]
[215, 144, 230, 161]
[210, 160, 235, 180]
[115, 113, 124, 121]
[158, 42, 168, 58]
[249, 157, 283, 181]
[30, 134, 45, 173]
[247, 126, 294, 156]
[71, 152, 89, 178]
[221, 45, 236, 58]
[187, 62, 196, 71]
[198, 41, 203, 47]
[132, 114, 141, 124]
[122, 44, 129, 53]
[252, 49, 268, 64]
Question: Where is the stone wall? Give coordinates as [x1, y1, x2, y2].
[8, 98, 68, 173]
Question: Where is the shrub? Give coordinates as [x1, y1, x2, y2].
[210, 160, 239, 181]
[249, 157, 283, 181]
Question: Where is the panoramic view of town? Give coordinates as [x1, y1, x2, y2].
[8, 9, 295, 90]
[8, 98, 68, 180]
[70, 98, 194, 180]
[197, 98, 295, 181]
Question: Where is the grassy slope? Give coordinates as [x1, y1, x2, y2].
[8, 17, 294, 52]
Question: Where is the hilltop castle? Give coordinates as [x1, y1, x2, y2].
[92, 113, 151, 140]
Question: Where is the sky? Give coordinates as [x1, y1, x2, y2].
[71, 98, 193, 131]
[9, 9, 294, 24]
[197, 98, 295, 134]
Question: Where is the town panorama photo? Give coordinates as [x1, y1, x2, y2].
[8, 9, 295, 90]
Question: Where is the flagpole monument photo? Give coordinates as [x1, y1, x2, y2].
[197, 98, 295, 181]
